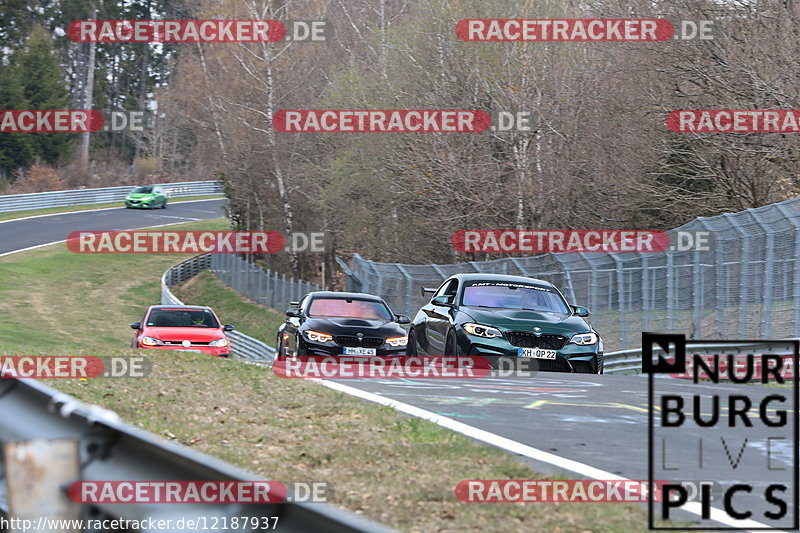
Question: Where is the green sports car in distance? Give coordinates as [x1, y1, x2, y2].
[124, 185, 167, 209]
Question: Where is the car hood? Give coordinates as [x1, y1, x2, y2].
[302, 317, 405, 337]
[144, 327, 225, 342]
[459, 307, 590, 334]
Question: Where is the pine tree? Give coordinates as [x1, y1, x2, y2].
[0, 63, 35, 176]
[12, 25, 73, 165]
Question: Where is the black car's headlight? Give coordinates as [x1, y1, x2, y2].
[570, 332, 599, 345]
[304, 330, 333, 343]
[386, 336, 408, 347]
[462, 323, 502, 338]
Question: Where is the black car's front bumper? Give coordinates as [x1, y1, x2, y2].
[298, 338, 407, 357]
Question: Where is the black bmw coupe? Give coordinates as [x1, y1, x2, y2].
[276, 291, 411, 357]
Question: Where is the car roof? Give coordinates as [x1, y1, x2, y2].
[304, 291, 386, 302]
[446, 273, 555, 287]
[148, 305, 214, 311]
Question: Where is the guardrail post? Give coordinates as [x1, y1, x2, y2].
[666, 253, 674, 332]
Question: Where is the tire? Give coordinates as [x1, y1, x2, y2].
[162, 199, 168, 209]
[445, 329, 459, 356]
[407, 328, 418, 356]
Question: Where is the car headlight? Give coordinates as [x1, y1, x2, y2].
[141, 336, 163, 346]
[462, 323, 502, 338]
[209, 338, 228, 347]
[304, 330, 333, 343]
[386, 336, 408, 347]
[570, 332, 599, 345]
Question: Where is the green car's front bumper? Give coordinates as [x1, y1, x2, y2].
[125, 196, 156, 208]
[455, 328, 603, 373]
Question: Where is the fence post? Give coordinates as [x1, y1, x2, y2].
[666, 253, 674, 332]
[642, 255, 650, 332]
[692, 249, 702, 338]
[613, 256, 627, 349]
[396, 265, 413, 316]
[281, 273, 287, 311]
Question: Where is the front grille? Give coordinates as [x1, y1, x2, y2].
[333, 336, 384, 348]
[161, 340, 211, 346]
[527, 358, 572, 373]
[506, 332, 568, 350]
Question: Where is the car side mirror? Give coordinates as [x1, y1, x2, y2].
[130, 322, 141, 330]
[571, 305, 590, 317]
[286, 308, 303, 318]
[223, 324, 235, 332]
[431, 295, 454, 307]
[395, 314, 411, 324]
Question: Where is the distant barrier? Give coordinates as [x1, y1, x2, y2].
[0, 180, 222, 213]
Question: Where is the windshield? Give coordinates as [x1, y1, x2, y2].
[147, 308, 220, 328]
[307, 298, 393, 320]
[461, 281, 571, 314]
[132, 186, 153, 194]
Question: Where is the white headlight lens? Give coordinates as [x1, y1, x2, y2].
[141, 336, 161, 346]
[462, 323, 502, 338]
[571, 332, 599, 345]
[386, 336, 408, 347]
[209, 338, 228, 347]
[304, 330, 333, 342]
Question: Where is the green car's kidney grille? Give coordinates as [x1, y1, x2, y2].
[506, 332, 568, 350]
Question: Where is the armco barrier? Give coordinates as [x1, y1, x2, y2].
[603, 339, 799, 375]
[161, 254, 276, 362]
[0, 180, 222, 213]
[0, 378, 393, 532]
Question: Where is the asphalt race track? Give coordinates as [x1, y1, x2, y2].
[5, 201, 796, 529]
[0, 199, 226, 255]
[334, 372, 795, 527]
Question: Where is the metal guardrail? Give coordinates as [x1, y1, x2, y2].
[603, 339, 800, 375]
[160, 255, 276, 363]
[0, 255, 389, 531]
[0, 180, 223, 213]
[0, 377, 392, 532]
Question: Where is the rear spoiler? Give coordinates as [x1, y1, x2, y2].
[420, 287, 436, 297]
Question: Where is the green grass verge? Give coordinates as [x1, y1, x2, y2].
[0, 194, 224, 222]
[3, 227, 662, 532]
[172, 270, 284, 344]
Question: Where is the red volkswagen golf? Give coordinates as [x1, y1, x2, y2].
[130, 305, 234, 358]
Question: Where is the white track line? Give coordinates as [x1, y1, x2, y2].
[316, 379, 780, 532]
[0, 198, 223, 225]
[0, 221, 218, 258]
